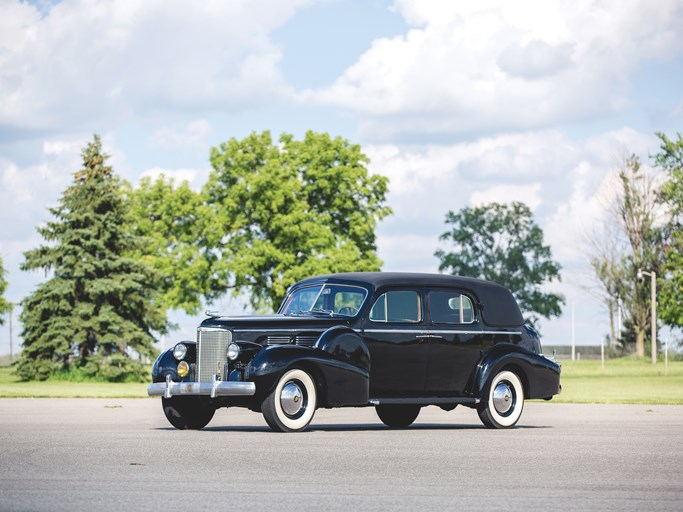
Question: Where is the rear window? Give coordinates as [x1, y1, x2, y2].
[429, 291, 475, 324]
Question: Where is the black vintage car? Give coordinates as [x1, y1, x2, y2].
[148, 272, 561, 432]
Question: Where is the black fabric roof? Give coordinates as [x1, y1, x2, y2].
[296, 272, 525, 328]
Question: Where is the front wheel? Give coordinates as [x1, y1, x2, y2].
[477, 370, 525, 429]
[161, 397, 215, 430]
[262, 368, 317, 432]
[376, 404, 421, 428]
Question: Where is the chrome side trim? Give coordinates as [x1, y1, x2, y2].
[429, 330, 522, 336]
[148, 379, 256, 398]
[362, 329, 421, 334]
[234, 328, 323, 334]
[362, 329, 522, 335]
[369, 397, 481, 405]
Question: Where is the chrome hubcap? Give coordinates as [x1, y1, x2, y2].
[492, 382, 514, 415]
[280, 381, 305, 417]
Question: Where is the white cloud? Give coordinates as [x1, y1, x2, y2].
[0, 0, 314, 135]
[139, 166, 209, 191]
[151, 119, 212, 149]
[470, 183, 543, 211]
[305, 0, 683, 140]
[370, 127, 657, 304]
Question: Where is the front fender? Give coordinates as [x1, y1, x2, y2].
[151, 341, 196, 382]
[471, 344, 561, 400]
[248, 344, 369, 407]
[314, 325, 370, 371]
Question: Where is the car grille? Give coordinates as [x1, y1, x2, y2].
[295, 335, 317, 346]
[266, 334, 319, 346]
[197, 328, 232, 382]
[267, 335, 290, 345]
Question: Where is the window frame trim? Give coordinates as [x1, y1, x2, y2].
[368, 289, 423, 324]
[427, 289, 477, 326]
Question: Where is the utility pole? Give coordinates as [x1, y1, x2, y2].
[616, 296, 622, 348]
[8, 303, 14, 364]
[638, 270, 657, 364]
[571, 301, 575, 361]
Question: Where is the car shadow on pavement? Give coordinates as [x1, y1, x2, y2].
[154, 423, 549, 433]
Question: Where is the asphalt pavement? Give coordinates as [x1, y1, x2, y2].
[0, 399, 681, 511]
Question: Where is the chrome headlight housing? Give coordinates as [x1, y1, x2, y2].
[173, 343, 188, 361]
[227, 343, 240, 361]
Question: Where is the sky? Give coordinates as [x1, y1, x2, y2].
[1, 0, 682, 354]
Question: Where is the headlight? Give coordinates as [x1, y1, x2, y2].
[173, 343, 188, 361]
[227, 343, 240, 361]
[177, 361, 189, 378]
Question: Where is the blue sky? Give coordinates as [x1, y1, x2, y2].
[1, 0, 682, 353]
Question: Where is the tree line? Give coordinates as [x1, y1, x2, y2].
[0, 130, 681, 380]
[7, 132, 392, 380]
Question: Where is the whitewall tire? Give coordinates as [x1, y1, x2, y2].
[262, 368, 317, 433]
[478, 370, 524, 429]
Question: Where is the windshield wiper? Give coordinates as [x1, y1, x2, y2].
[298, 308, 335, 317]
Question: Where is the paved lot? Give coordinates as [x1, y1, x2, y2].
[0, 399, 681, 512]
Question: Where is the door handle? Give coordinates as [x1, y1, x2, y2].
[415, 334, 440, 340]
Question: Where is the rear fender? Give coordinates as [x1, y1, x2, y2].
[472, 344, 561, 400]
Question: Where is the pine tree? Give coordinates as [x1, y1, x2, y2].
[0, 255, 10, 324]
[17, 135, 166, 381]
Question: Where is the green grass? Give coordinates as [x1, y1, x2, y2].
[0, 357, 681, 403]
[550, 357, 683, 405]
[0, 366, 148, 398]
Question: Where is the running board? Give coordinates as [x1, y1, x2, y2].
[368, 397, 480, 406]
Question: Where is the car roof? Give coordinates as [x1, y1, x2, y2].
[295, 272, 525, 328]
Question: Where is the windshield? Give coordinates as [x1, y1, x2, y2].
[280, 284, 368, 317]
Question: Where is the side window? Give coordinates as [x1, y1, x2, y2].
[369, 291, 421, 323]
[429, 291, 475, 324]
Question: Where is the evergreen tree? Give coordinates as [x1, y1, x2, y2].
[17, 135, 166, 381]
[0, 255, 10, 325]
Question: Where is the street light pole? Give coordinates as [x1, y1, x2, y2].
[639, 270, 657, 364]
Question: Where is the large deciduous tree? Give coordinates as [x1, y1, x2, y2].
[17, 136, 166, 381]
[125, 176, 212, 315]
[203, 130, 391, 310]
[435, 201, 564, 326]
[656, 132, 683, 329]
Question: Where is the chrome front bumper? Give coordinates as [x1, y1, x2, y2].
[148, 375, 256, 399]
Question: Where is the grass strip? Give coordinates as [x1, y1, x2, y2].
[1, 358, 681, 403]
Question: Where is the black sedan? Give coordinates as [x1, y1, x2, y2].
[148, 272, 561, 432]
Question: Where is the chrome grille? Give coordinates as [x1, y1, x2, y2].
[197, 328, 232, 382]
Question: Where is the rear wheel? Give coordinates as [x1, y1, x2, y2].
[477, 370, 524, 429]
[375, 404, 421, 428]
[162, 397, 215, 430]
[262, 368, 317, 433]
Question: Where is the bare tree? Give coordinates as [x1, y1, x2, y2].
[586, 154, 664, 356]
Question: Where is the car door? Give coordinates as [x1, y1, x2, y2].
[424, 289, 484, 395]
[362, 289, 429, 397]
